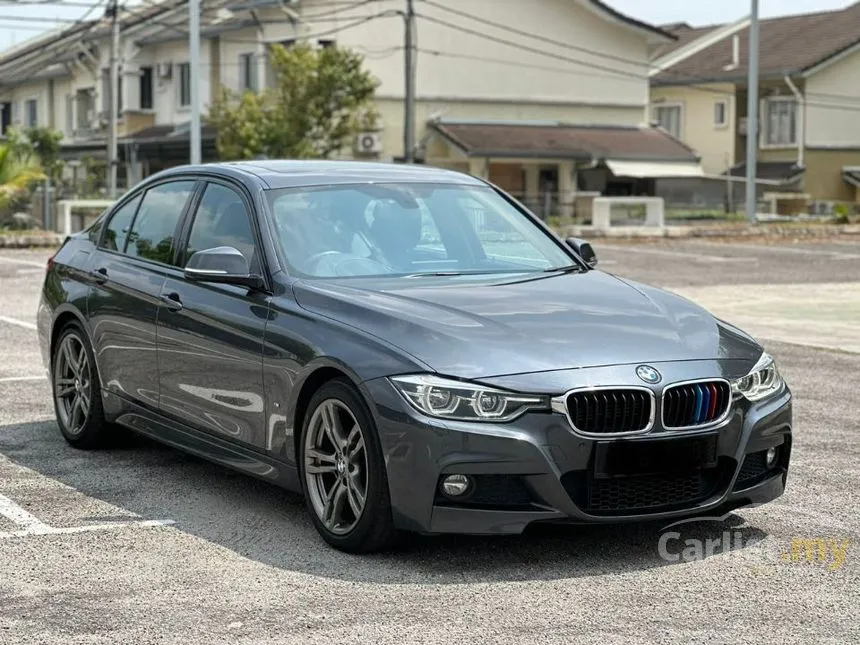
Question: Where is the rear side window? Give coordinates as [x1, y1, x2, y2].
[102, 196, 141, 252]
[126, 181, 195, 264]
[185, 183, 257, 268]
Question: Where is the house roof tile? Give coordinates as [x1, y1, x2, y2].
[430, 122, 698, 162]
[653, 2, 860, 84]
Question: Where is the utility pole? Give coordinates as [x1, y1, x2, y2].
[744, 0, 759, 223]
[107, 0, 119, 198]
[189, 0, 201, 165]
[403, 0, 416, 163]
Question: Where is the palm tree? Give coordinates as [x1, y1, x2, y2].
[0, 143, 45, 212]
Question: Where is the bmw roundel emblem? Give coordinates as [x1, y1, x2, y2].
[636, 365, 662, 384]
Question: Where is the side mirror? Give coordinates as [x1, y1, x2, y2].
[184, 246, 264, 289]
[565, 237, 598, 268]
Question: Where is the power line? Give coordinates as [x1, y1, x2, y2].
[418, 0, 649, 71]
[416, 13, 646, 82]
[117, 3, 396, 46]
[418, 48, 642, 84]
[0, 0, 104, 6]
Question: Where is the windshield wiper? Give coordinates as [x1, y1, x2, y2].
[542, 264, 587, 274]
[403, 270, 499, 278]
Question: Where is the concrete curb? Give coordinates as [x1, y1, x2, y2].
[557, 224, 860, 239]
[0, 233, 65, 248]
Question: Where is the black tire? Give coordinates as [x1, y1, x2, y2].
[51, 323, 109, 450]
[298, 378, 398, 553]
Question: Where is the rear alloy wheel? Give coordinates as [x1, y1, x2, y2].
[52, 325, 108, 449]
[300, 379, 397, 552]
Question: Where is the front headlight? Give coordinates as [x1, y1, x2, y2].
[731, 352, 784, 402]
[389, 374, 548, 422]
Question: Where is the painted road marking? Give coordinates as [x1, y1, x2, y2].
[599, 245, 758, 263]
[0, 375, 46, 383]
[0, 256, 46, 268]
[0, 316, 37, 331]
[0, 492, 175, 540]
[688, 242, 860, 260]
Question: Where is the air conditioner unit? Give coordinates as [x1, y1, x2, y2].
[355, 132, 382, 155]
[157, 62, 173, 79]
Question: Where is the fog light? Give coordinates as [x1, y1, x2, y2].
[441, 474, 472, 497]
[766, 447, 778, 467]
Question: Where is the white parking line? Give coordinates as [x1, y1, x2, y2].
[598, 245, 758, 263]
[0, 375, 46, 383]
[0, 492, 175, 540]
[0, 316, 37, 331]
[688, 241, 860, 259]
[0, 256, 46, 268]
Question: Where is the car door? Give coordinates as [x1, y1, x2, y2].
[155, 180, 270, 450]
[87, 179, 196, 409]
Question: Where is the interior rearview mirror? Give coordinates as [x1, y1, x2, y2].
[565, 237, 598, 268]
[184, 246, 264, 289]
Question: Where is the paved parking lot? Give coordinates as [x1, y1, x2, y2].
[0, 240, 858, 644]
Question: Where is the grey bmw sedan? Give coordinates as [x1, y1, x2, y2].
[37, 161, 792, 553]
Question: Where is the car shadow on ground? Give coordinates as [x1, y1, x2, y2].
[0, 420, 769, 584]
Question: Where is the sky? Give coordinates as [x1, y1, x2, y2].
[609, 0, 853, 26]
[0, 0, 856, 51]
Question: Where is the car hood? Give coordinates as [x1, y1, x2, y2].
[292, 271, 762, 379]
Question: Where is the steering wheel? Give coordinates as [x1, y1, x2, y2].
[304, 251, 344, 269]
[304, 251, 394, 277]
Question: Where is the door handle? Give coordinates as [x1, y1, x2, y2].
[160, 292, 183, 312]
[91, 267, 108, 284]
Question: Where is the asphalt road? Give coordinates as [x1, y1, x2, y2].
[0, 240, 858, 644]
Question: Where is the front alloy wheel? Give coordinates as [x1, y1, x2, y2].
[304, 399, 368, 535]
[299, 379, 397, 553]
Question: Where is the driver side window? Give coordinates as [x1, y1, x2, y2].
[185, 183, 258, 271]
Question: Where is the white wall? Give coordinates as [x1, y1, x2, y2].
[295, 0, 650, 109]
[805, 47, 860, 148]
[123, 39, 211, 126]
[4, 79, 50, 129]
[650, 84, 736, 173]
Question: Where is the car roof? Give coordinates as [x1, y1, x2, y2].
[151, 160, 486, 190]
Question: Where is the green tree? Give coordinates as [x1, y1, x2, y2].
[25, 127, 64, 183]
[0, 143, 45, 212]
[208, 43, 378, 160]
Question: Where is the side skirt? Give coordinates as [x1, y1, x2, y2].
[109, 393, 301, 493]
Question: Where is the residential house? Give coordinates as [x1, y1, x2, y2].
[650, 2, 860, 207]
[0, 0, 702, 215]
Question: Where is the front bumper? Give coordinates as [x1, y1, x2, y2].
[363, 369, 792, 535]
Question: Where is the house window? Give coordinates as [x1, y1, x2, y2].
[25, 99, 38, 127]
[318, 39, 336, 49]
[654, 104, 682, 139]
[101, 69, 123, 117]
[764, 98, 797, 146]
[239, 53, 257, 92]
[0, 102, 10, 135]
[76, 89, 95, 130]
[714, 100, 728, 127]
[178, 62, 191, 107]
[65, 94, 74, 134]
[140, 67, 154, 110]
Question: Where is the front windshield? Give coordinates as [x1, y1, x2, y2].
[266, 182, 576, 278]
